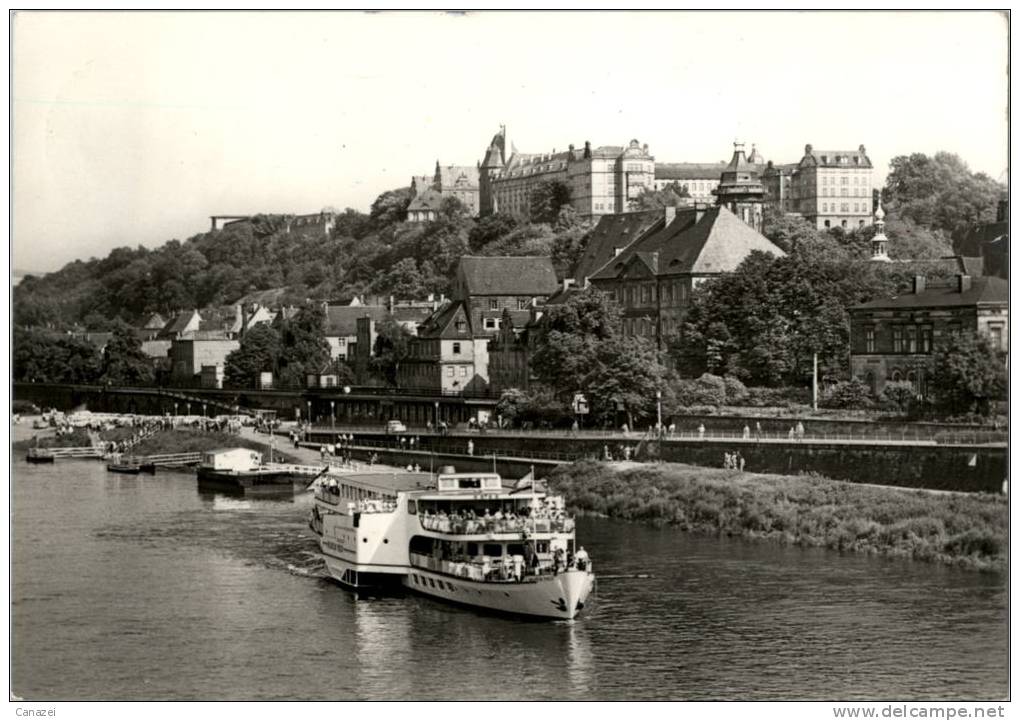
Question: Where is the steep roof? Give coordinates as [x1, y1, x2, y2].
[573, 209, 666, 283]
[197, 306, 241, 334]
[590, 206, 785, 281]
[853, 276, 1009, 310]
[416, 301, 474, 339]
[798, 145, 873, 169]
[458, 256, 558, 296]
[438, 165, 479, 189]
[159, 309, 201, 338]
[655, 163, 728, 181]
[323, 305, 390, 337]
[142, 313, 167, 330]
[408, 188, 444, 212]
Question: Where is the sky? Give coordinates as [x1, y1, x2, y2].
[11, 10, 1009, 273]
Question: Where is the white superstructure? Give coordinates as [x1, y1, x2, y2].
[308, 470, 594, 620]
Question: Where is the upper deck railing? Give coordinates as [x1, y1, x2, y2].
[419, 514, 574, 535]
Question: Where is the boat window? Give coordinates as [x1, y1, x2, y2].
[483, 543, 503, 557]
[507, 544, 525, 556]
[459, 477, 481, 489]
[535, 541, 549, 554]
[428, 578, 436, 588]
[466, 542, 478, 556]
[407, 500, 417, 515]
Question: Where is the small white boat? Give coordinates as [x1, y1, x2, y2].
[308, 470, 594, 620]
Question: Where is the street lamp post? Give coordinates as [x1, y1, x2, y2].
[656, 390, 662, 432]
[307, 401, 312, 426]
[434, 402, 439, 429]
[174, 402, 178, 417]
[330, 401, 335, 430]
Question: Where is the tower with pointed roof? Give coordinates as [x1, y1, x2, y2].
[869, 201, 891, 262]
[713, 141, 765, 232]
[479, 126, 507, 217]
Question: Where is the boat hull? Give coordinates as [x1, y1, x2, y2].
[107, 464, 141, 475]
[197, 467, 295, 493]
[403, 567, 594, 620]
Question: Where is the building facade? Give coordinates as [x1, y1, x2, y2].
[788, 144, 874, 230]
[479, 127, 655, 221]
[408, 162, 481, 221]
[849, 274, 1008, 396]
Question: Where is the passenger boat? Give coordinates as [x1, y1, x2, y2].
[196, 447, 295, 493]
[308, 470, 594, 620]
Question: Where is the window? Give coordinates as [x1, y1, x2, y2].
[517, 299, 529, 310]
[892, 326, 904, 353]
[906, 326, 917, 353]
[407, 500, 418, 515]
[920, 326, 933, 353]
[865, 328, 875, 353]
[489, 299, 499, 310]
[484, 318, 498, 330]
[822, 203, 828, 212]
[454, 320, 466, 332]
[988, 325, 1003, 350]
[452, 342, 461, 355]
[459, 366, 467, 377]
[446, 366, 454, 377]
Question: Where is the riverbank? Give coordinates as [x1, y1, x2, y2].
[547, 460, 1007, 572]
[129, 429, 302, 464]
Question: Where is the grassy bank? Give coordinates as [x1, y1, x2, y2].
[13, 428, 91, 450]
[548, 461, 1007, 572]
[129, 429, 302, 464]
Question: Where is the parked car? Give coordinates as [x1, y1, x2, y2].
[385, 420, 407, 434]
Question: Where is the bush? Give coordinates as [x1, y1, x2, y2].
[880, 380, 918, 413]
[12, 400, 40, 414]
[672, 373, 727, 407]
[722, 375, 748, 403]
[820, 379, 874, 409]
[744, 386, 812, 408]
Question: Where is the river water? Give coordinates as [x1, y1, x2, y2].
[11, 459, 1007, 701]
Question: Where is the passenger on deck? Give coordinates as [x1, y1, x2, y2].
[575, 546, 590, 571]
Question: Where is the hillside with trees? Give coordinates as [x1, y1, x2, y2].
[14, 188, 594, 332]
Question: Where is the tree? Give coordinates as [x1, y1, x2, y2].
[99, 321, 154, 386]
[371, 317, 414, 386]
[880, 380, 917, 414]
[13, 328, 101, 384]
[468, 213, 519, 251]
[928, 332, 1007, 416]
[585, 336, 667, 426]
[224, 324, 281, 389]
[884, 152, 1004, 238]
[275, 304, 331, 387]
[762, 208, 836, 255]
[369, 187, 414, 228]
[529, 180, 572, 224]
[631, 183, 690, 210]
[376, 258, 427, 298]
[677, 246, 892, 385]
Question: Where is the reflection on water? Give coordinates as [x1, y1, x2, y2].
[11, 460, 1008, 701]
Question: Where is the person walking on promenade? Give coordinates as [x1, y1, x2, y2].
[698, 423, 706, 440]
[743, 424, 750, 440]
[755, 421, 762, 442]
[796, 421, 805, 441]
[467, 439, 474, 456]
[789, 426, 796, 440]
[737, 452, 746, 472]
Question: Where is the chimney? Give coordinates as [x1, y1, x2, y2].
[913, 276, 926, 294]
[584, 141, 592, 159]
[562, 278, 575, 292]
[958, 274, 972, 293]
[664, 206, 676, 227]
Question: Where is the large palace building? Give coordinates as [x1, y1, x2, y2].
[479, 127, 655, 221]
